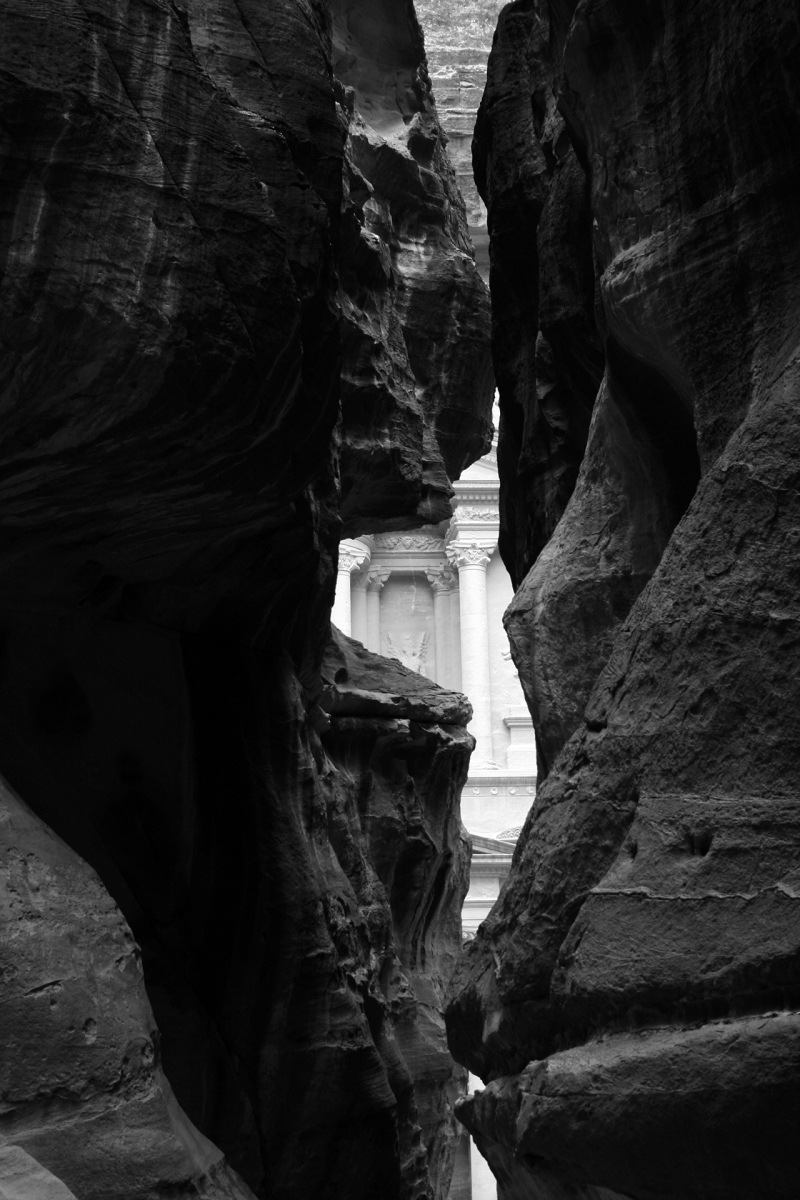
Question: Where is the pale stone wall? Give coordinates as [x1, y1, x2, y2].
[380, 573, 437, 680]
[460, 778, 536, 841]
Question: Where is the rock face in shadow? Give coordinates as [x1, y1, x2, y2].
[0, 775, 256, 1199]
[0, 617, 474, 1198]
[446, 1, 800, 1198]
[472, 2, 604, 596]
[319, 630, 473, 1197]
[470, 0, 617, 774]
[0, 1, 492, 1197]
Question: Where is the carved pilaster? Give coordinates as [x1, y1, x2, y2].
[445, 539, 495, 767]
[364, 568, 390, 654]
[425, 566, 458, 688]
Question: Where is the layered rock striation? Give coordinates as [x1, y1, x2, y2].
[413, 0, 508, 280]
[446, 1, 800, 1198]
[0, 1, 493, 1196]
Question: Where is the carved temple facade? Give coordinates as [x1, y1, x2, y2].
[333, 436, 537, 931]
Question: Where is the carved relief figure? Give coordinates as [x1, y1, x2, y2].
[384, 631, 429, 674]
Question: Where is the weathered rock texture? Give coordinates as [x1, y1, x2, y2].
[334, 0, 494, 530]
[320, 630, 473, 1196]
[446, 1, 800, 1198]
[0, 775, 256, 1199]
[414, 0, 507, 281]
[0, 1, 493, 1196]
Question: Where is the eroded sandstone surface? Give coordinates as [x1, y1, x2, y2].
[333, 0, 494, 531]
[414, 0, 507, 280]
[0, 776, 257, 1199]
[0, 1, 493, 1196]
[446, 1, 800, 1198]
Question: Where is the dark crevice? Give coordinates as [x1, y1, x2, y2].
[606, 336, 701, 526]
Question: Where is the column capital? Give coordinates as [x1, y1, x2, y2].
[446, 541, 492, 571]
[425, 565, 459, 594]
[338, 537, 371, 575]
[365, 566, 391, 592]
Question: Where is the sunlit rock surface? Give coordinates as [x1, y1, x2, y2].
[414, 0, 507, 281]
[0, 0, 493, 1196]
[446, 1, 800, 1197]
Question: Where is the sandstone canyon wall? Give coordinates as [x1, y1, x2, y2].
[0, 2, 494, 1197]
[445, 2, 800, 1199]
[413, 0, 507, 281]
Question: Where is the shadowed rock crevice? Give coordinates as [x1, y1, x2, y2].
[605, 337, 700, 525]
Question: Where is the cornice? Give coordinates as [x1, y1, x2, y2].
[452, 480, 500, 500]
[373, 533, 446, 553]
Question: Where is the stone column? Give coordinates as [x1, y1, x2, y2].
[426, 566, 458, 689]
[365, 569, 390, 654]
[351, 570, 370, 645]
[332, 539, 371, 637]
[447, 484, 500, 706]
[449, 585, 462, 691]
[448, 542, 495, 767]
